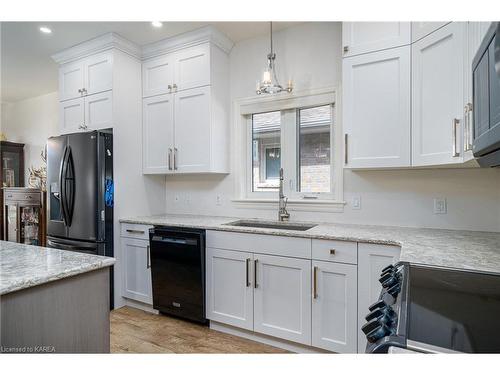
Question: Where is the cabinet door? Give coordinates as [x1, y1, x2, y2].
[342, 22, 410, 57]
[312, 261, 357, 353]
[173, 44, 210, 92]
[142, 94, 175, 174]
[173, 86, 211, 173]
[84, 51, 113, 96]
[411, 22, 450, 42]
[121, 237, 153, 304]
[357, 243, 400, 353]
[343, 46, 411, 168]
[59, 61, 85, 101]
[206, 247, 254, 330]
[142, 55, 174, 98]
[412, 22, 466, 166]
[59, 97, 84, 134]
[84, 91, 113, 130]
[253, 254, 311, 345]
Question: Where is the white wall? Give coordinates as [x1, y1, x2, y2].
[1, 92, 59, 184]
[164, 22, 500, 232]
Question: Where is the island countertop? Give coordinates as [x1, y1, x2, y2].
[120, 214, 500, 274]
[0, 241, 115, 295]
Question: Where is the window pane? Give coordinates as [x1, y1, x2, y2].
[298, 105, 331, 193]
[252, 111, 281, 192]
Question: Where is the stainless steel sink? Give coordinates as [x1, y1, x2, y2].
[223, 220, 317, 231]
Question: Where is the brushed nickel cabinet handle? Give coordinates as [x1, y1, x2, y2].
[172, 83, 178, 91]
[246, 258, 251, 287]
[168, 84, 172, 92]
[313, 266, 318, 299]
[452, 118, 460, 157]
[146, 245, 151, 269]
[330, 249, 336, 255]
[343, 45, 349, 53]
[174, 148, 178, 170]
[344, 134, 348, 164]
[168, 148, 172, 170]
[467, 102, 473, 151]
[254, 259, 258, 289]
[126, 229, 145, 234]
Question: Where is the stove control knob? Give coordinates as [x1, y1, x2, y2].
[362, 320, 392, 343]
[365, 306, 396, 324]
[380, 272, 400, 289]
[381, 264, 395, 274]
[386, 283, 401, 298]
[368, 300, 387, 312]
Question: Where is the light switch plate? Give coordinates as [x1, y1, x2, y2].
[433, 198, 447, 214]
[216, 194, 223, 206]
[352, 196, 361, 210]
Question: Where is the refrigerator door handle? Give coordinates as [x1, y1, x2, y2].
[65, 146, 75, 226]
[59, 145, 69, 226]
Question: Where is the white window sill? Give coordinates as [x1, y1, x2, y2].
[231, 198, 346, 213]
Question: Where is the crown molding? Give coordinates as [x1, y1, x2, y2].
[141, 25, 234, 60]
[51, 32, 142, 64]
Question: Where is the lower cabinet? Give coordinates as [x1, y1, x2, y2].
[206, 247, 254, 331]
[253, 254, 311, 345]
[357, 243, 401, 353]
[312, 260, 358, 353]
[121, 237, 153, 305]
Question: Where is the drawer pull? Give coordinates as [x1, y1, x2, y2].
[330, 249, 336, 255]
[313, 266, 318, 299]
[25, 195, 32, 199]
[126, 229, 145, 234]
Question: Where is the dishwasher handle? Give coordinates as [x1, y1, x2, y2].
[151, 235, 198, 246]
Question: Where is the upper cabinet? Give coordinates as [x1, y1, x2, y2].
[411, 22, 450, 42]
[342, 22, 411, 57]
[141, 29, 232, 175]
[58, 51, 113, 102]
[412, 22, 466, 166]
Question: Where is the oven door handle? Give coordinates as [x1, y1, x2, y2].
[151, 236, 197, 246]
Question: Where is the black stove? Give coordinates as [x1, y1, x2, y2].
[363, 262, 500, 353]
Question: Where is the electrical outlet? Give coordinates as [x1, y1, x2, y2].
[216, 194, 223, 206]
[433, 198, 447, 214]
[174, 195, 180, 205]
[352, 196, 361, 210]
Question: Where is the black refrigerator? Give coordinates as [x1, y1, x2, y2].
[46, 129, 114, 308]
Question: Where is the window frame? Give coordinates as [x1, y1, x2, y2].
[233, 87, 344, 213]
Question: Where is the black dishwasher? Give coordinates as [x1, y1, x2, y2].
[149, 226, 206, 324]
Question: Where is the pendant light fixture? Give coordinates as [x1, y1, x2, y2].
[256, 22, 293, 95]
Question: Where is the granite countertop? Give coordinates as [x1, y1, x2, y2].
[0, 241, 115, 295]
[121, 214, 500, 274]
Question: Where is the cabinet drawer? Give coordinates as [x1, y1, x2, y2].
[207, 230, 311, 259]
[312, 239, 357, 265]
[120, 223, 153, 240]
[4, 191, 41, 204]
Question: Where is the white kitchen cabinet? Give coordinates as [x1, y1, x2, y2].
[173, 86, 211, 173]
[85, 90, 113, 130]
[58, 51, 113, 101]
[121, 237, 153, 305]
[342, 22, 411, 57]
[253, 254, 311, 345]
[142, 55, 174, 98]
[312, 260, 357, 353]
[411, 22, 450, 42]
[142, 94, 175, 174]
[59, 97, 85, 133]
[343, 46, 411, 168]
[357, 243, 400, 353]
[412, 22, 467, 166]
[206, 247, 254, 331]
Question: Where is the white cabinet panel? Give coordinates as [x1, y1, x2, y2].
[206, 247, 254, 330]
[85, 51, 113, 96]
[173, 44, 210, 91]
[357, 243, 400, 353]
[253, 254, 311, 345]
[342, 22, 410, 57]
[174, 86, 211, 173]
[412, 22, 466, 166]
[85, 91, 113, 130]
[343, 46, 411, 168]
[59, 97, 84, 134]
[59, 61, 85, 101]
[411, 22, 450, 42]
[142, 94, 175, 174]
[312, 261, 357, 353]
[121, 237, 153, 305]
[142, 55, 174, 98]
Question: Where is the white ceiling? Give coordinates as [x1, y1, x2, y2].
[1, 21, 301, 103]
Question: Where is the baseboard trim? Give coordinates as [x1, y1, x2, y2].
[122, 298, 159, 314]
[209, 321, 332, 354]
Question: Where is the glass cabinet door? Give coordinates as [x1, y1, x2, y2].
[6, 204, 18, 242]
[20, 205, 40, 245]
[2, 151, 21, 187]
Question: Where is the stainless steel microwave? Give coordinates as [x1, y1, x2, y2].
[472, 22, 500, 167]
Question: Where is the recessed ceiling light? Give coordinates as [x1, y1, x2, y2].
[39, 26, 52, 34]
[151, 21, 163, 28]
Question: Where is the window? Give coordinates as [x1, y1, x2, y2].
[235, 87, 343, 209]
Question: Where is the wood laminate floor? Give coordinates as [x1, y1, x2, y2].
[110, 306, 289, 354]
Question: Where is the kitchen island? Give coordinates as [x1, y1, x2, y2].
[0, 241, 115, 353]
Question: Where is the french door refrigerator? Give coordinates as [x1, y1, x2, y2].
[46, 129, 114, 308]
